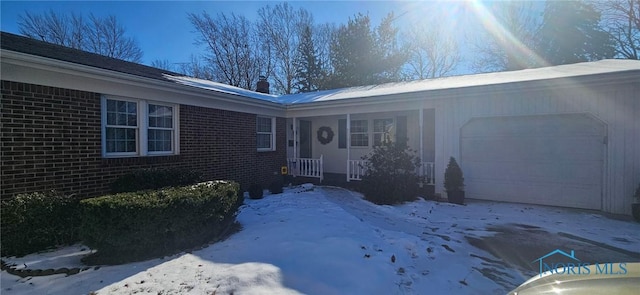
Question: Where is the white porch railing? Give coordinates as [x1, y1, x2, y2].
[418, 162, 436, 185]
[347, 160, 367, 181]
[347, 160, 435, 185]
[287, 155, 324, 182]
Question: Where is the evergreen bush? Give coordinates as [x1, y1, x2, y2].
[269, 180, 284, 194]
[1, 191, 81, 257]
[444, 157, 464, 193]
[248, 184, 264, 199]
[444, 157, 465, 205]
[79, 181, 242, 264]
[110, 167, 202, 193]
[360, 142, 422, 205]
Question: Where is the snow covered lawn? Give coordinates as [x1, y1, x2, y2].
[2, 184, 639, 294]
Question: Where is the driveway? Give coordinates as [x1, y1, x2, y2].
[321, 187, 640, 290]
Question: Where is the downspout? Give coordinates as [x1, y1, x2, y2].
[293, 117, 297, 160]
[419, 107, 424, 176]
[346, 113, 351, 182]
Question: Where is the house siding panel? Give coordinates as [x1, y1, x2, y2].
[435, 80, 639, 214]
[0, 80, 286, 198]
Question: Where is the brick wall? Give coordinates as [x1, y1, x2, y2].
[1, 80, 286, 198]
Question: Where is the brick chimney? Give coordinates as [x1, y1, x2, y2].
[256, 75, 270, 94]
[256, 76, 269, 94]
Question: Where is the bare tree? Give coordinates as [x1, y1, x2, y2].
[257, 3, 313, 94]
[84, 15, 143, 62]
[18, 10, 143, 62]
[151, 59, 174, 71]
[178, 55, 216, 81]
[313, 23, 335, 68]
[596, 0, 640, 59]
[403, 20, 460, 79]
[469, 1, 541, 72]
[188, 11, 268, 90]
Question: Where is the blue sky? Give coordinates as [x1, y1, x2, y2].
[2, 1, 434, 66]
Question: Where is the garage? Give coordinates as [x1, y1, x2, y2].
[460, 114, 606, 210]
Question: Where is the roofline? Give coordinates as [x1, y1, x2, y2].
[283, 69, 640, 116]
[1, 49, 286, 116]
[3, 46, 638, 118]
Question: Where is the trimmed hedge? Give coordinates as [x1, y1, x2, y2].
[1, 192, 81, 257]
[110, 167, 203, 193]
[79, 181, 242, 264]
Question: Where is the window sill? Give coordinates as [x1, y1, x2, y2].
[101, 154, 181, 166]
[257, 149, 276, 152]
[103, 152, 179, 158]
[103, 153, 139, 158]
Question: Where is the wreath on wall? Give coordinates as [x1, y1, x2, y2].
[317, 126, 334, 145]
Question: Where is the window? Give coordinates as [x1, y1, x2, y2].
[350, 119, 368, 147]
[257, 116, 275, 151]
[148, 104, 174, 154]
[373, 118, 394, 146]
[102, 97, 179, 157]
[105, 99, 138, 155]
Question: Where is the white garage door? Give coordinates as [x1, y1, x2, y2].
[460, 114, 605, 210]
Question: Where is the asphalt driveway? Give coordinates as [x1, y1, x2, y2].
[322, 187, 640, 290]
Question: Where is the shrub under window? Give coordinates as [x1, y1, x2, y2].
[80, 181, 242, 264]
[1, 191, 81, 257]
[359, 141, 422, 205]
[110, 167, 202, 193]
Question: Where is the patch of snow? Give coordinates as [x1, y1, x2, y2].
[164, 74, 283, 104]
[2, 185, 638, 294]
[281, 59, 640, 104]
[164, 60, 639, 107]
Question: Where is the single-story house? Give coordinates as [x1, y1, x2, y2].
[2, 32, 639, 215]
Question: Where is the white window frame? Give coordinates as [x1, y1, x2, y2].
[147, 102, 178, 156]
[350, 119, 369, 147]
[373, 118, 394, 146]
[102, 97, 139, 157]
[257, 116, 276, 152]
[101, 96, 180, 158]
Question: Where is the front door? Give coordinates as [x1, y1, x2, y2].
[299, 120, 312, 158]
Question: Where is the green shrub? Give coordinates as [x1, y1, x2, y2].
[360, 142, 422, 205]
[248, 184, 264, 199]
[79, 181, 242, 264]
[444, 157, 464, 193]
[269, 180, 283, 194]
[1, 191, 81, 257]
[110, 167, 202, 193]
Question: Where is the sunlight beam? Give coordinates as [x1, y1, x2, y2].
[466, 0, 549, 69]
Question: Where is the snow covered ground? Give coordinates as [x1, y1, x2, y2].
[2, 184, 639, 294]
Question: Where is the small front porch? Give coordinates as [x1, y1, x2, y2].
[285, 108, 437, 188]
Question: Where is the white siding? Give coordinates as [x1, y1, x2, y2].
[435, 82, 640, 214]
[285, 74, 638, 215]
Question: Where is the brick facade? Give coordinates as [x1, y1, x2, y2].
[0, 80, 286, 198]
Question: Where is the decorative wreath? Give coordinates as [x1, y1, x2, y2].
[317, 126, 334, 145]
